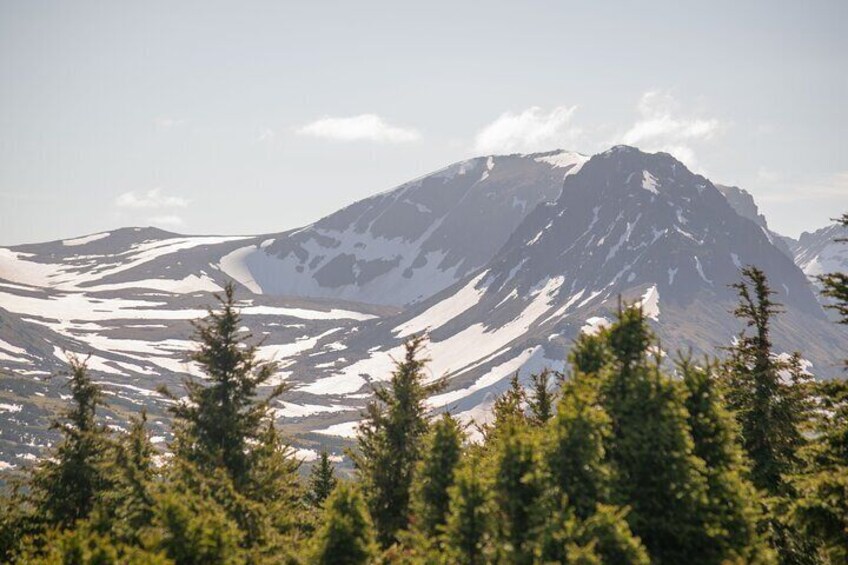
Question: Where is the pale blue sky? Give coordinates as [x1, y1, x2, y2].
[1, 0, 846, 244]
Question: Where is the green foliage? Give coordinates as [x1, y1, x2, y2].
[680, 356, 768, 562]
[601, 305, 715, 563]
[410, 413, 464, 541]
[441, 461, 493, 565]
[480, 373, 526, 443]
[488, 421, 545, 564]
[308, 450, 338, 508]
[31, 354, 115, 530]
[309, 483, 377, 565]
[725, 267, 810, 495]
[352, 334, 443, 548]
[527, 369, 556, 426]
[159, 282, 287, 490]
[544, 371, 611, 520]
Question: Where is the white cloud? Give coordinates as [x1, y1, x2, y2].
[115, 188, 189, 209]
[296, 114, 420, 143]
[147, 215, 184, 227]
[615, 91, 724, 167]
[473, 106, 581, 154]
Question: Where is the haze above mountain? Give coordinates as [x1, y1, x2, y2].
[0, 146, 845, 468]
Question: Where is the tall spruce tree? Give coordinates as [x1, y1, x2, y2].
[544, 371, 612, 520]
[725, 267, 809, 494]
[528, 369, 556, 426]
[308, 450, 338, 508]
[679, 356, 768, 563]
[31, 354, 114, 529]
[441, 461, 493, 565]
[309, 483, 377, 565]
[159, 282, 289, 491]
[353, 334, 443, 548]
[410, 413, 464, 541]
[489, 421, 545, 564]
[601, 305, 714, 564]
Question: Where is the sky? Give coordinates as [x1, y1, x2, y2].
[1, 0, 846, 245]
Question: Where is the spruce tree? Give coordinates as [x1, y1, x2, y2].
[679, 356, 767, 562]
[410, 413, 464, 540]
[480, 373, 526, 442]
[527, 369, 555, 426]
[93, 409, 157, 545]
[160, 282, 288, 491]
[309, 483, 377, 565]
[725, 267, 809, 494]
[489, 421, 545, 564]
[31, 354, 114, 529]
[601, 305, 713, 564]
[441, 461, 493, 565]
[308, 450, 338, 508]
[353, 334, 443, 548]
[544, 371, 612, 520]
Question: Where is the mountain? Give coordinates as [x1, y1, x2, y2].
[219, 150, 588, 306]
[284, 146, 845, 439]
[789, 221, 848, 319]
[716, 184, 795, 258]
[1, 146, 845, 467]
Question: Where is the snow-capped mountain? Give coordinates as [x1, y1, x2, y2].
[0, 146, 845, 467]
[280, 147, 845, 438]
[218, 150, 588, 306]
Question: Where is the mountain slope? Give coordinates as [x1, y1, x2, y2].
[1, 146, 845, 466]
[218, 151, 588, 306]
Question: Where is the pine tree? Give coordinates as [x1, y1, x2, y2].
[725, 267, 809, 494]
[93, 409, 157, 545]
[31, 354, 114, 529]
[527, 369, 555, 426]
[441, 461, 493, 565]
[480, 373, 526, 443]
[159, 281, 288, 491]
[410, 413, 464, 540]
[309, 483, 377, 565]
[353, 334, 443, 548]
[569, 331, 611, 375]
[489, 422, 545, 564]
[308, 451, 338, 508]
[544, 371, 612, 520]
[679, 356, 767, 563]
[601, 305, 714, 564]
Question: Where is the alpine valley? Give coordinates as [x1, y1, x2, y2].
[1, 146, 845, 468]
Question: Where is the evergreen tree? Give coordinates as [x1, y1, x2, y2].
[93, 409, 157, 545]
[569, 331, 612, 375]
[309, 483, 377, 565]
[31, 354, 114, 529]
[410, 413, 464, 540]
[793, 378, 848, 563]
[308, 451, 338, 508]
[352, 334, 443, 548]
[441, 462, 493, 565]
[159, 282, 287, 490]
[544, 371, 612, 520]
[679, 356, 767, 562]
[489, 422, 545, 564]
[480, 373, 526, 442]
[601, 305, 714, 564]
[527, 369, 555, 426]
[725, 267, 809, 494]
[307, 450, 337, 509]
